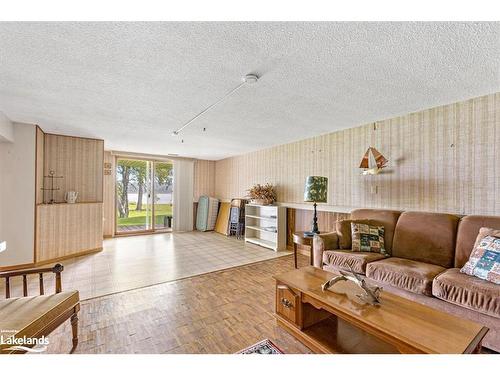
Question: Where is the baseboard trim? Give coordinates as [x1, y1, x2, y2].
[0, 262, 36, 272]
[34, 247, 103, 267]
[0, 248, 104, 272]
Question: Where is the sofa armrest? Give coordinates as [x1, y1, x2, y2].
[313, 232, 339, 268]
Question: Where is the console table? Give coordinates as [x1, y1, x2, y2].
[274, 266, 488, 354]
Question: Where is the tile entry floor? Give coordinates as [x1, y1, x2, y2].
[1, 232, 291, 300]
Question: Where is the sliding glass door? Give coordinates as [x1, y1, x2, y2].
[153, 161, 174, 231]
[115, 158, 173, 235]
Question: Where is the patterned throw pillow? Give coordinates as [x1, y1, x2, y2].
[351, 222, 387, 256]
[460, 234, 500, 284]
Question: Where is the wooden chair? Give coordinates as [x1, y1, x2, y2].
[0, 264, 80, 354]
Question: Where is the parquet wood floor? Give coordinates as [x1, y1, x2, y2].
[2, 232, 291, 300]
[43, 254, 311, 354]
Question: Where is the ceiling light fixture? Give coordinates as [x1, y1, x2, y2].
[171, 74, 259, 136]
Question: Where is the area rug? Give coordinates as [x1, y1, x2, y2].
[237, 339, 284, 354]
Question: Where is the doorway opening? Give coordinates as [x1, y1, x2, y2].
[115, 158, 174, 235]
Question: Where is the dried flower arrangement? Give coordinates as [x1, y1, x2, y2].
[246, 183, 277, 205]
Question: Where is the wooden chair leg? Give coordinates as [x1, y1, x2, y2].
[70, 312, 79, 353]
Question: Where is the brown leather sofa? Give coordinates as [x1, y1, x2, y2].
[313, 209, 500, 352]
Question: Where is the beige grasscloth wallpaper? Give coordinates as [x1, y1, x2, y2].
[214, 92, 500, 216]
[193, 160, 216, 201]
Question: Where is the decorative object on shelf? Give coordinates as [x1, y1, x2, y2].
[41, 170, 63, 204]
[359, 146, 388, 175]
[303, 176, 328, 237]
[64, 191, 79, 204]
[246, 183, 277, 205]
[237, 338, 283, 354]
[322, 265, 382, 305]
[103, 162, 112, 176]
[0, 241, 6, 253]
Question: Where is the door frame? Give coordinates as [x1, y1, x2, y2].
[114, 156, 173, 236]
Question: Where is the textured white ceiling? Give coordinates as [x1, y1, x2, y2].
[0, 22, 499, 160]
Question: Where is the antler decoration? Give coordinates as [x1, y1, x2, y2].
[321, 265, 382, 305]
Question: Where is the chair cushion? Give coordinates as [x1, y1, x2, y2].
[433, 268, 500, 318]
[322, 250, 385, 274]
[391, 211, 460, 268]
[0, 291, 79, 351]
[455, 215, 500, 268]
[366, 257, 445, 296]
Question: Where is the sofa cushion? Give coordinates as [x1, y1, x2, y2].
[351, 222, 387, 255]
[433, 268, 500, 318]
[455, 215, 500, 268]
[323, 250, 385, 274]
[366, 257, 445, 296]
[336, 219, 371, 249]
[351, 209, 402, 255]
[460, 233, 500, 284]
[391, 211, 460, 268]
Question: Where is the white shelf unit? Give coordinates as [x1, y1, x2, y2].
[245, 204, 286, 251]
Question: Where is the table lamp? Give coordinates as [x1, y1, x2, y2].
[303, 176, 328, 237]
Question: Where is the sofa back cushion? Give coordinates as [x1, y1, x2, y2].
[392, 211, 460, 268]
[349, 209, 402, 254]
[455, 215, 500, 268]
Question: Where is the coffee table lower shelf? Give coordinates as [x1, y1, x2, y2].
[276, 313, 399, 354]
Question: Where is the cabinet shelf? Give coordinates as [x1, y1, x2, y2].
[245, 214, 277, 220]
[245, 237, 278, 250]
[246, 225, 278, 234]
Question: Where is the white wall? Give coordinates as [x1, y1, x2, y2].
[0, 112, 14, 242]
[0, 123, 36, 267]
[0, 112, 14, 143]
[0, 143, 3, 244]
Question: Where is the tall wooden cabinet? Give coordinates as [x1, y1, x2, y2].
[34, 131, 104, 264]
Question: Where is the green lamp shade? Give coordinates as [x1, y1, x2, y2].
[304, 176, 328, 203]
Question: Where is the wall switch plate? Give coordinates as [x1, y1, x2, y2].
[0, 241, 6, 253]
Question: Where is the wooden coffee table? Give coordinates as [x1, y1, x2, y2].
[274, 266, 488, 354]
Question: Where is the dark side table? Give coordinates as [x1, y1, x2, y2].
[292, 231, 314, 268]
